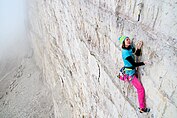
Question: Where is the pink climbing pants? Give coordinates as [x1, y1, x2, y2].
[130, 75, 145, 109]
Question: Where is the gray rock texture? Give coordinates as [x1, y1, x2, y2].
[1, 0, 177, 118]
[28, 0, 177, 117]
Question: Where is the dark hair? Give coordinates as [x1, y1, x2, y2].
[122, 40, 126, 48]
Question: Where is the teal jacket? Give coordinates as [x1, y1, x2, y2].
[122, 45, 144, 76]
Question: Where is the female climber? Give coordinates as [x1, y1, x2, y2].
[118, 36, 150, 113]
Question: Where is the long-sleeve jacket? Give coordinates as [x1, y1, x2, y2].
[122, 45, 144, 76]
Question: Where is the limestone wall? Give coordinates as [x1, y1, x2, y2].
[28, 0, 177, 117]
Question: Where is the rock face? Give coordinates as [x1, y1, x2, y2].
[27, 0, 177, 117]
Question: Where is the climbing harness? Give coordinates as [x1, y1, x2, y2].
[118, 67, 134, 82]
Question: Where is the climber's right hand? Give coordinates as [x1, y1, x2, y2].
[137, 41, 143, 49]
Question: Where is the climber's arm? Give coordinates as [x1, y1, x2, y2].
[134, 49, 141, 56]
[135, 41, 143, 56]
[126, 56, 145, 67]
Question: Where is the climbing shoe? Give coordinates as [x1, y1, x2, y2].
[139, 108, 150, 113]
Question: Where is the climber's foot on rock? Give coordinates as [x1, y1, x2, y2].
[139, 108, 150, 113]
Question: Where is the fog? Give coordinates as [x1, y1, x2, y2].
[0, 0, 28, 76]
[0, 0, 28, 59]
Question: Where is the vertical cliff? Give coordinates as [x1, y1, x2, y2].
[28, 0, 177, 117]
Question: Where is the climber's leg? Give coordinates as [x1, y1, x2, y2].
[130, 75, 145, 109]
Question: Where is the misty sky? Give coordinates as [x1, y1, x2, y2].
[0, 0, 26, 59]
[0, 0, 26, 41]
